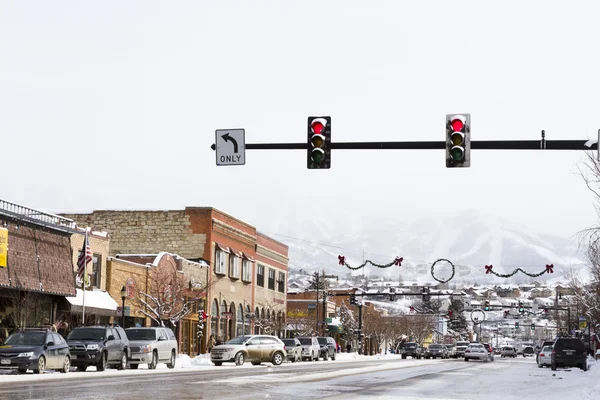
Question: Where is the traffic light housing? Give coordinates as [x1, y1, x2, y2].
[307, 116, 331, 169]
[422, 287, 430, 302]
[445, 113, 471, 168]
[484, 300, 490, 311]
[518, 301, 524, 314]
[531, 323, 536, 331]
[515, 322, 520, 329]
[349, 293, 356, 305]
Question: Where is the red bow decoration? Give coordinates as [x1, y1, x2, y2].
[485, 265, 493, 274]
[338, 255, 346, 265]
[546, 264, 554, 273]
[200, 311, 208, 320]
[395, 257, 403, 266]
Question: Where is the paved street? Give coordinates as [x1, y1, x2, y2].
[0, 356, 569, 400]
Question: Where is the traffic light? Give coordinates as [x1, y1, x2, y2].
[518, 301, 524, 314]
[445, 113, 471, 168]
[422, 287, 430, 302]
[389, 287, 396, 301]
[531, 323, 536, 331]
[349, 293, 356, 305]
[484, 300, 490, 311]
[307, 116, 331, 169]
[515, 322, 520, 329]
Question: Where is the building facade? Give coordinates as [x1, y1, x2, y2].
[61, 207, 289, 352]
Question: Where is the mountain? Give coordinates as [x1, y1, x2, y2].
[266, 210, 587, 285]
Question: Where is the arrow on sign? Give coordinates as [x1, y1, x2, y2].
[222, 133, 239, 153]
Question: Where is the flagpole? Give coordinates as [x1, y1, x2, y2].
[82, 231, 87, 325]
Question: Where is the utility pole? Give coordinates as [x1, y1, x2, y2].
[313, 271, 338, 335]
[358, 302, 363, 355]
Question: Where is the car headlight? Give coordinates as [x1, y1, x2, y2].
[18, 352, 34, 358]
[86, 344, 99, 351]
[140, 345, 152, 353]
[221, 347, 235, 352]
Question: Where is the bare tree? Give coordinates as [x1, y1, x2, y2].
[406, 314, 437, 345]
[136, 262, 210, 329]
[286, 309, 315, 336]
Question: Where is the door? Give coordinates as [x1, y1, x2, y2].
[157, 328, 169, 361]
[245, 337, 262, 361]
[107, 328, 119, 362]
[52, 333, 67, 369]
[44, 332, 57, 369]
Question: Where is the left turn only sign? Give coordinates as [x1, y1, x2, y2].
[215, 129, 246, 166]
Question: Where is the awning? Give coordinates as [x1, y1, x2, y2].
[65, 289, 119, 317]
[230, 248, 243, 257]
[242, 252, 255, 262]
[215, 242, 230, 253]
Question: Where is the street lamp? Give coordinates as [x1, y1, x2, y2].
[120, 285, 127, 328]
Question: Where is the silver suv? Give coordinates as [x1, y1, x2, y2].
[210, 335, 286, 366]
[125, 327, 178, 369]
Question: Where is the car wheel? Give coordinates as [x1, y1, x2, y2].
[60, 356, 70, 373]
[34, 355, 46, 374]
[213, 361, 222, 366]
[148, 351, 158, 369]
[97, 352, 107, 371]
[117, 352, 127, 370]
[323, 352, 329, 361]
[464, 358, 469, 362]
[17, 367, 27, 374]
[551, 363, 556, 371]
[582, 362, 588, 371]
[129, 364, 139, 369]
[235, 352, 245, 366]
[167, 351, 176, 369]
[331, 352, 336, 361]
[77, 365, 87, 372]
[272, 352, 284, 366]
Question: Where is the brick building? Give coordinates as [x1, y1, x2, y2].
[61, 207, 289, 352]
[0, 200, 77, 339]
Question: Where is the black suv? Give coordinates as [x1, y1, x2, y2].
[317, 337, 336, 361]
[551, 337, 587, 371]
[398, 342, 421, 359]
[67, 325, 130, 371]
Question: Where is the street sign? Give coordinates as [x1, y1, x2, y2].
[215, 129, 245, 166]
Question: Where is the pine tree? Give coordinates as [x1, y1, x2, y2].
[448, 299, 468, 336]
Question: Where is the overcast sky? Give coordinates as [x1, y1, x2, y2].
[1, 1, 599, 240]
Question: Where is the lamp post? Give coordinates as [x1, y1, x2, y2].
[120, 285, 127, 328]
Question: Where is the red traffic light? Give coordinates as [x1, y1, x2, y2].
[311, 120, 325, 135]
[451, 119, 464, 132]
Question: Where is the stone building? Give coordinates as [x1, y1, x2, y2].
[61, 207, 289, 352]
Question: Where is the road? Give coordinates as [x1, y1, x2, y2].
[0, 356, 555, 400]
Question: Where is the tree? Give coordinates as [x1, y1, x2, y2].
[406, 314, 437, 345]
[447, 299, 468, 337]
[136, 261, 209, 330]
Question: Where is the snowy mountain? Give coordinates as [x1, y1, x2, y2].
[266, 210, 587, 285]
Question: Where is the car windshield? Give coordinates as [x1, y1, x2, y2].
[125, 329, 157, 341]
[226, 336, 252, 345]
[282, 339, 296, 346]
[541, 346, 553, 352]
[456, 342, 469, 346]
[67, 328, 105, 341]
[5, 332, 45, 346]
[429, 344, 442, 349]
[317, 338, 328, 345]
[405, 344, 416, 348]
[298, 338, 313, 345]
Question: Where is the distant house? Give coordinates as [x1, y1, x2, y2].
[495, 285, 521, 298]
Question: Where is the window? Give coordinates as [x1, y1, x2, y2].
[91, 254, 101, 288]
[268, 269, 275, 290]
[229, 255, 241, 279]
[257, 265, 265, 287]
[215, 250, 227, 275]
[277, 271, 286, 293]
[242, 259, 252, 282]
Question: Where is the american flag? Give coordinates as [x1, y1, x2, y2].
[77, 231, 92, 282]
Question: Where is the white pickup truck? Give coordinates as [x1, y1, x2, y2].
[453, 341, 470, 358]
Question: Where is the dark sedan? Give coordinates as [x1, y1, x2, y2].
[0, 329, 70, 374]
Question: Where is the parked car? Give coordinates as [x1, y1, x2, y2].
[317, 337, 337, 361]
[501, 346, 517, 358]
[125, 327, 177, 369]
[281, 338, 302, 362]
[296, 336, 320, 361]
[482, 343, 495, 361]
[445, 344, 455, 357]
[398, 342, 422, 359]
[536, 340, 556, 362]
[0, 328, 70, 374]
[537, 345, 553, 368]
[464, 343, 491, 362]
[453, 341, 470, 358]
[210, 335, 286, 366]
[67, 324, 130, 371]
[424, 343, 448, 359]
[551, 337, 587, 371]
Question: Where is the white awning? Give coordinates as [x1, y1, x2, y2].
[65, 289, 119, 316]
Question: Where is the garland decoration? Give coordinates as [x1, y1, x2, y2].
[483, 264, 554, 278]
[430, 258, 456, 284]
[337, 255, 403, 270]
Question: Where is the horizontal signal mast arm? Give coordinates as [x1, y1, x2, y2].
[223, 140, 598, 151]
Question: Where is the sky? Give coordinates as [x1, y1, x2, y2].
[2, 1, 600, 240]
